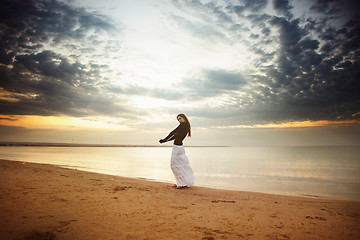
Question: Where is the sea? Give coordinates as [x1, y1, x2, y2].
[1, 145, 359, 201]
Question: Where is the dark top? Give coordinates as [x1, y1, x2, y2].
[163, 122, 189, 146]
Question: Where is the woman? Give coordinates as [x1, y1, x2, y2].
[159, 114, 194, 189]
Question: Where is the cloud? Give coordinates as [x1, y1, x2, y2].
[0, 48, 130, 116]
[0, 116, 17, 121]
[170, 14, 227, 41]
[181, 69, 247, 99]
[167, 0, 359, 125]
[0, 0, 135, 118]
[106, 68, 247, 102]
[0, 0, 114, 52]
[309, 0, 360, 16]
[0, 0, 359, 131]
[242, 0, 269, 12]
[202, 69, 247, 90]
[106, 84, 185, 101]
[272, 0, 293, 16]
[270, 18, 306, 59]
[265, 10, 360, 120]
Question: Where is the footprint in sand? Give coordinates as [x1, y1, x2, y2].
[56, 220, 77, 232]
[305, 216, 327, 221]
[211, 200, 236, 203]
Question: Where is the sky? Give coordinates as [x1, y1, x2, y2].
[0, 0, 359, 146]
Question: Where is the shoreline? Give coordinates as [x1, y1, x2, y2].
[1, 159, 360, 239]
[2, 158, 359, 202]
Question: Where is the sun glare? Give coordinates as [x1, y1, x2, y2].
[128, 96, 192, 109]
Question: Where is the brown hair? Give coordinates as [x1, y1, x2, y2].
[177, 113, 191, 137]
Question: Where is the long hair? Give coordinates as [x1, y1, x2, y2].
[177, 113, 191, 137]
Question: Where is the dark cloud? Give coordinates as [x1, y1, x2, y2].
[243, 0, 268, 12]
[270, 18, 306, 58]
[0, 0, 113, 53]
[299, 38, 320, 50]
[228, 5, 246, 16]
[310, 0, 360, 16]
[272, 0, 293, 13]
[264, 9, 360, 121]
[0, 116, 17, 121]
[170, 0, 360, 125]
[0, 0, 134, 118]
[0, 50, 129, 116]
[202, 69, 246, 91]
[181, 69, 247, 99]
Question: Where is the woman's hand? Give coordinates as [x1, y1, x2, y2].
[159, 139, 166, 144]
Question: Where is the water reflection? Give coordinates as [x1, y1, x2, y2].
[0, 146, 359, 200]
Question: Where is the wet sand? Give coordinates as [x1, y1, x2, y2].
[1, 159, 359, 240]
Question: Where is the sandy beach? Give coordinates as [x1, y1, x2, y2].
[1, 159, 359, 240]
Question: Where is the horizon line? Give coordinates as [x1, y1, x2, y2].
[0, 142, 359, 148]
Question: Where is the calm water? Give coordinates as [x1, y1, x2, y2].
[1, 146, 359, 201]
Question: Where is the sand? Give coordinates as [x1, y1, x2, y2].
[0, 159, 359, 240]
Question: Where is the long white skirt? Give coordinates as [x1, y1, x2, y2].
[171, 145, 194, 187]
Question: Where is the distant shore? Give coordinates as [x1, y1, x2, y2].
[0, 142, 228, 147]
[1, 159, 359, 240]
[1, 142, 358, 148]
[0, 142, 170, 147]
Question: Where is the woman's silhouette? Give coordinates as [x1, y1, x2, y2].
[159, 114, 194, 188]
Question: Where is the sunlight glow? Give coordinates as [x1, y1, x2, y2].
[213, 120, 360, 129]
[112, 11, 253, 89]
[0, 115, 130, 130]
[129, 96, 175, 109]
